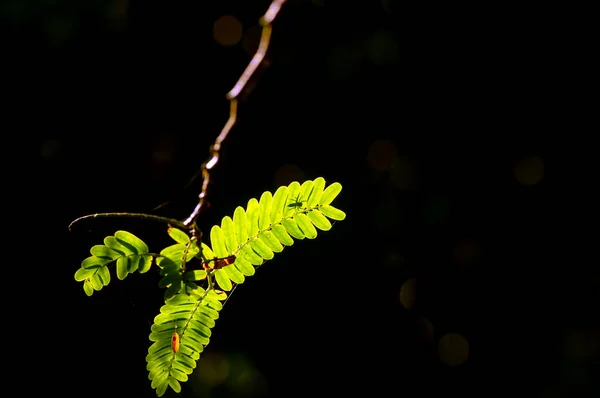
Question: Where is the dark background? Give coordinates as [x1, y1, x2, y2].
[7, 0, 596, 397]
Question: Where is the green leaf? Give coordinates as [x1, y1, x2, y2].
[153, 374, 169, 395]
[240, 246, 263, 266]
[116, 257, 129, 280]
[233, 256, 255, 276]
[320, 204, 346, 220]
[187, 243, 200, 260]
[209, 226, 228, 258]
[282, 219, 305, 240]
[246, 198, 260, 238]
[307, 209, 332, 231]
[271, 225, 294, 246]
[74, 267, 95, 281]
[168, 377, 181, 393]
[159, 244, 185, 263]
[83, 280, 93, 296]
[171, 368, 188, 382]
[158, 259, 179, 276]
[259, 231, 284, 252]
[221, 216, 237, 253]
[249, 238, 274, 260]
[115, 230, 149, 254]
[81, 256, 111, 269]
[258, 191, 273, 231]
[270, 186, 289, 224]
[159, 272, 181, 288]
[164, 281, 181, 299]
[284, 181, 301, 217]
[90, 245, 120, 259]
[295, 213, 318, 239]
[233, 206, 248, 247]
[209, 289, 227, 301]
[183, 270, 207, 281]
[320, 182, 342, 205]
[307, 177, 325, 207]
[98, 266, 110, 285]
[168, 227, 190, 244]
[90, 273, 103, 290]
[138, 255, 153, 273]
[104, 236, 133, 255]
[224, 263, 245, 284]
[156, 382, 168, 397]
[129, 254, 140, 273]
[198, 243, 215, 261]
[299, 180, 313, 203]
[214, 269, 232, 291]
[117, 254, 140, 280]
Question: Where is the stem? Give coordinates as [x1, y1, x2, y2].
[68, 212, 189, 232]
[206, 271, 214, 291]
[182, 0, 287, 229]
[69, 0, 288, 238]
[180, 241, 194, 272]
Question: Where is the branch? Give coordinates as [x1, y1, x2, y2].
[69, 0, 287, 235]
[182, 0, 287, 230]
[68, 213, 188, 232]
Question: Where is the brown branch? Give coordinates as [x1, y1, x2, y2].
[69, 1, 286, 235]
[182, 0, 287, 231]
[68, 212, 188, 232]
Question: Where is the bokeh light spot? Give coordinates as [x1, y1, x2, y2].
[382, 0, 390, 12]
[438, 333, 469, 366]
[274, 163, 305, 187]
[367, 31, 399, 66]
[381, 0, 398, 13]
[45, 15, 73, 46]
[423, 197, 449, 225]
[40, 139, 63, 161]
[399, 278, 416, 310]
[367, 139, 398, 171]
[230, 368, 267, 396]
[196, 352, 230, 387]
[224, 354, 268, 396]
[514, 155, 544, 185]
[564, 330, 599, 358]
[111, 0, 129, 22]
[390, 155, 415, 190]
[214, 15, 242, 46]
[328, 45, 363, 81]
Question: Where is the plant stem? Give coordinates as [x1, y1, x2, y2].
[182, 0, 287, 229]
[68, 212, 189, 232]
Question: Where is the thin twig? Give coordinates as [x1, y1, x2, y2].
[182, 0, 287, 231]
[69, 0, 287, 237]
[68, 212, 188, 232]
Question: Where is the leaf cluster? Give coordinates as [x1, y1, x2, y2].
[73, 178, 345, 396]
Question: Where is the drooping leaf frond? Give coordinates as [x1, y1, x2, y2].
[206, 177, 345, 291]
[73, 230, 154, 296]
[146, 287, 226, 397]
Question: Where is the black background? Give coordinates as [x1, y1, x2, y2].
[6, 0, 596, 397]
